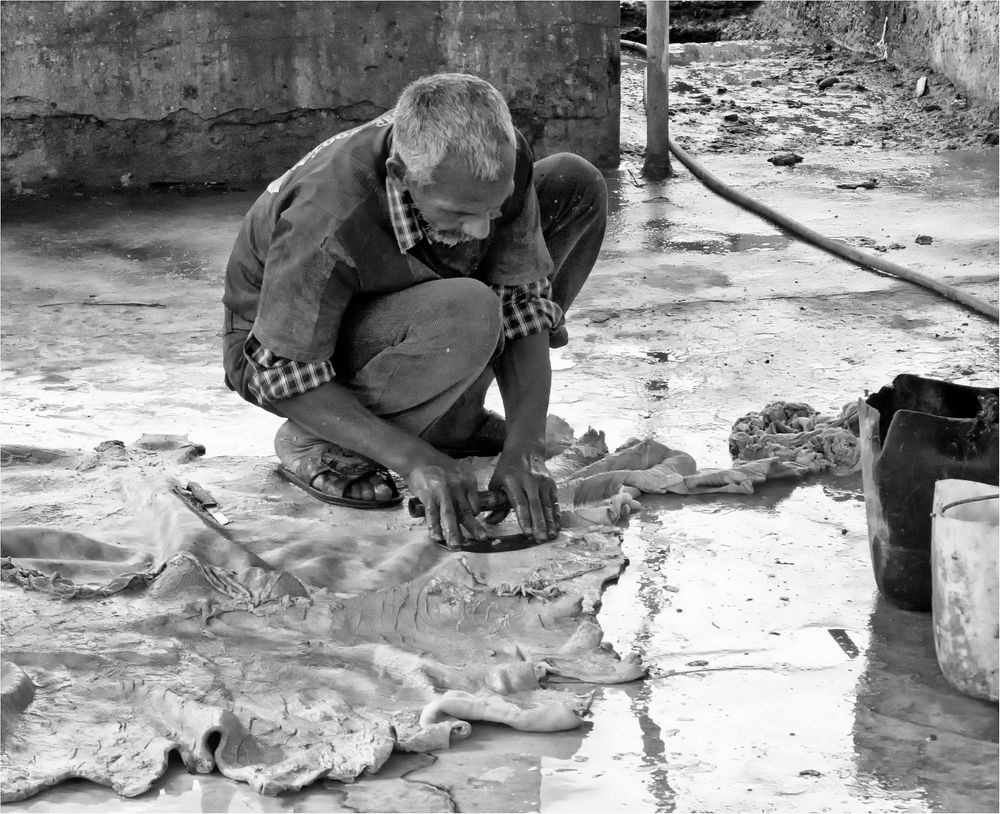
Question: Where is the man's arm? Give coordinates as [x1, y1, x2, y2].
[275, 382, 490, 548]
[488, 329, 560, 542]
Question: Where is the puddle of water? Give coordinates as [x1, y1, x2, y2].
[9, 765, 359, 813]
[711, 67, 774, 85]
[657, 237, 728, 254]
[658, 624, 870, 674]
[928, 150, 1000, 194]
[728, 234, 792, 251]
[668, 40, 790, 66]
[1, 368, 284, 458]
[588, 480, 997, 813]
[640, 265, 732, 291]
[631, 227, 792, 257]
[540, 689, 664, 812]
[550, 348, 575, 371]
[2, 230, 212, 279]
[640, 668, 891, 813]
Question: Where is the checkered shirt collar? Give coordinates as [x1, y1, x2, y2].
[386, 180, 424, 253]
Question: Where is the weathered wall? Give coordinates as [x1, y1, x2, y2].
[1, 1, 619, 192]
[763, 0, 999, 106]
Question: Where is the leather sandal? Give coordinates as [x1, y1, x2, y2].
[277, 457, 402, 509]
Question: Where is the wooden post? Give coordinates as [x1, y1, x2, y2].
[643, 0, 673, 179]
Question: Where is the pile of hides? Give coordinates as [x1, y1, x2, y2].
[727, 400, 861, 476]
[2, 416, 839, 801]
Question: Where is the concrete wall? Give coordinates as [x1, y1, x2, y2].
[764, 1, 999, 106]
[1, 1, 620, 192]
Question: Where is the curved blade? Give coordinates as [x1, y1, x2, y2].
[437, 533, 556, 554]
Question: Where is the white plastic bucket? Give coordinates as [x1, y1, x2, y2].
[931, 479, 999, 702]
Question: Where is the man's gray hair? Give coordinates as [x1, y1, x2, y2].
[393, 73, 516, 185]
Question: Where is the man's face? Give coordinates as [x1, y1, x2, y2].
[390, 147, 515, 246]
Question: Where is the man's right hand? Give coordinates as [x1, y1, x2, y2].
[405, 453, 491, 548]
[272, 383, 492, 548]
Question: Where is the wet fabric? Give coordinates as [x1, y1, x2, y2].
[1, 421, 829, 802]
[728, 400, 862, 476]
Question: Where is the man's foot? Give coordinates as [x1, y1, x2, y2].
[273, 420, 402, 508]
[435, 410, 507, 458]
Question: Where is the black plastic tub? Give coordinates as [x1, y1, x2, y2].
[859, 374, 999, 611]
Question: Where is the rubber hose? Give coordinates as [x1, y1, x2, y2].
[621, 39, 999, 322]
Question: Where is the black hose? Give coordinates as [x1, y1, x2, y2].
[621, 39, 999, 322]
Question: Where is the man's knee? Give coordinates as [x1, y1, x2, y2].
[534, 152, 608, 227]
[345, 279, 501, 426]
[423, 278, 502, 360]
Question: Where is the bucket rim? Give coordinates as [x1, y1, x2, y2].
[933, 493, 1000, 518]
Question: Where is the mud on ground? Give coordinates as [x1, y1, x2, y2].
[620, 2, 999, 158]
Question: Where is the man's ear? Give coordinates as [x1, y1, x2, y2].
[385, 155, 408, 189]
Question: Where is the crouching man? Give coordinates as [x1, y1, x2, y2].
[222, 73, 607, 548]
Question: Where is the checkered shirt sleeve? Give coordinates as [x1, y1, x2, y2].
[245, 334, 336, 404]
[491, 278, 564, 341]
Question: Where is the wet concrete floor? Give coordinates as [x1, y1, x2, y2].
[2, 42, 999, 814]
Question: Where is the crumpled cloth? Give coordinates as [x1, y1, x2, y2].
[727, 400, 861, 477]
[555, 426, 846, 526]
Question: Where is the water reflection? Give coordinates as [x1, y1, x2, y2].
[647, 474, 802, 516]
[540, 688, 660, 812]
[852, 596, 1000, 813]
[630, 681, 677, 811]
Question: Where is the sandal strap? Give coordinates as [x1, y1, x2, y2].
[308, 460, 397, 498]
[317, 458, 380, 480]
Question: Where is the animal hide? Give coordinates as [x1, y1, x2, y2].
[1, 419, 823, 801]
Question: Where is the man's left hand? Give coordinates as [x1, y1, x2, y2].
[486, 445, 560, 542]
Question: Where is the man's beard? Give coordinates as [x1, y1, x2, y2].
[416, 212, 476, 247]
